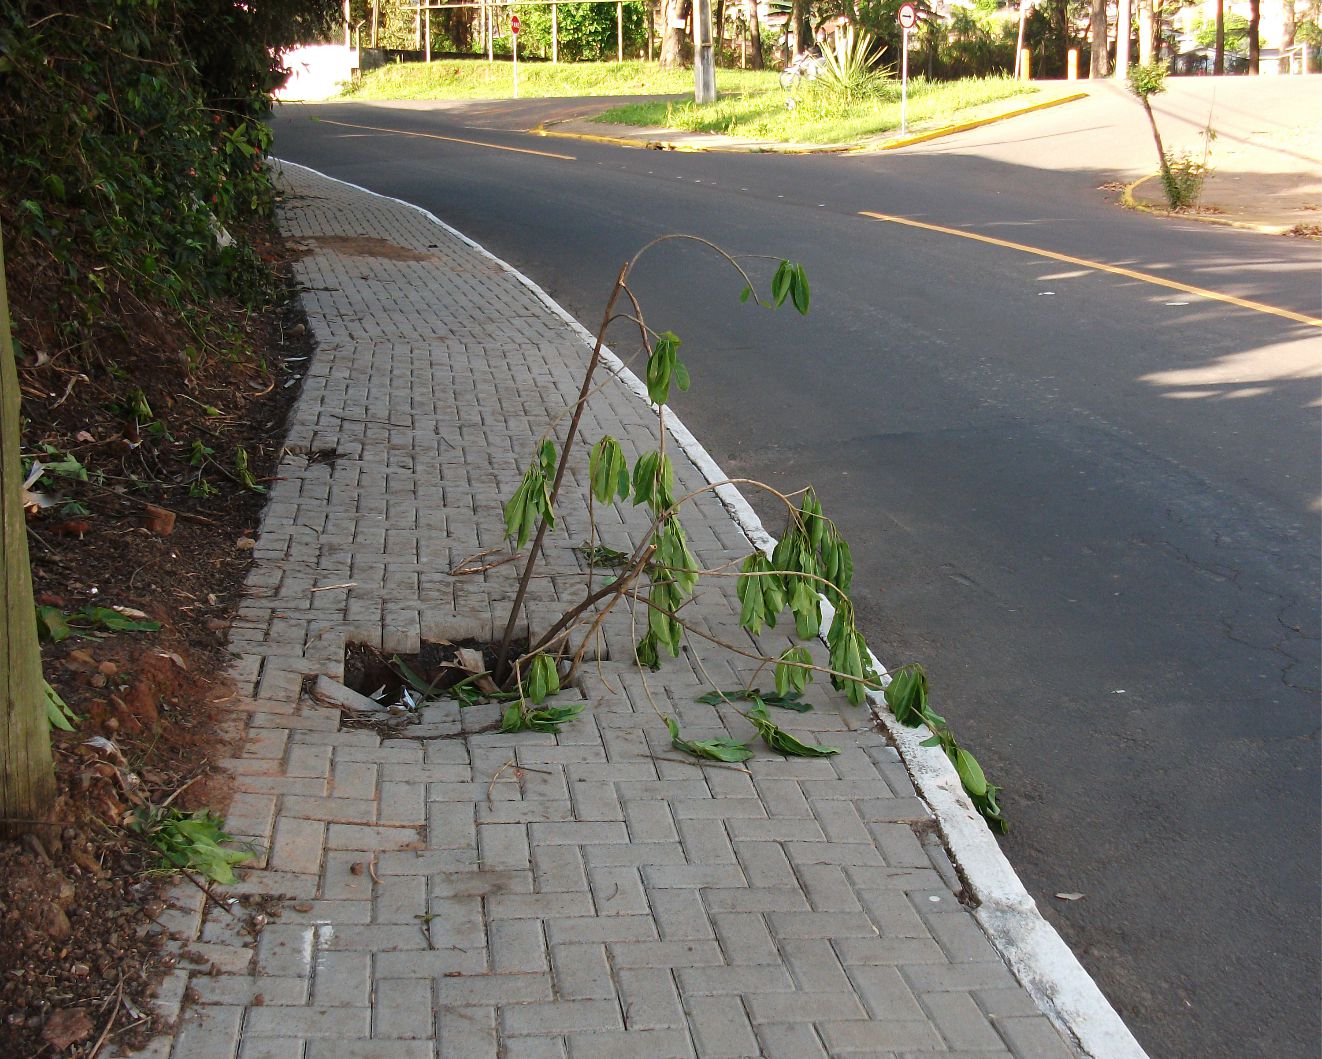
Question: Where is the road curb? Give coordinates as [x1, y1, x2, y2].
[533, 90, 1088, 156]
[276, 155, 1149, 1059]
[1121, 172, 1296, 236]
[857, 90, 1090, 152]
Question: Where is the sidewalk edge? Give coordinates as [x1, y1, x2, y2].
[1121, 172, 1293, 235]
[274, 157, 1149, 1059]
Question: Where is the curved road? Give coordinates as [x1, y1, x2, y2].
[272, 96, 1321, 1058]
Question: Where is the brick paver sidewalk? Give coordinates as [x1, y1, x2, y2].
[123, 162, 1077, 1058]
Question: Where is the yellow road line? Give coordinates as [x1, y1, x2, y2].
[318, 118, 576, 161]
[859, 210, 1322, 327]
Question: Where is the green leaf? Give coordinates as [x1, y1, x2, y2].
[646, 331, 682, 406]
[526, 653, 561, 705]
[739, 285, 753, 303]
[76, 606, 160, 633]
[635, 631, 661, 670]
[884, 665, 926, 727]
[759, 691, 813, 713]
[589, 436, 630, 505]
[791, 263, 811, 315]
[666, 716, 755, 762]
[44, 681, 77, 732]
[391, 656, 442, 698]
[500, 702, 526, 732]
[775, 646, 814, 698]
[503, 702, 584, 733]
[952, 746, 988, 798]
[655, 517, 698, 595]
[771, 261, 793, 308]
[36, 605, 72, 643]
[747, 704, 839, 757]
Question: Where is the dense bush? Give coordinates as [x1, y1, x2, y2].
[514, 1, 648, 61]
[0, 0, 339, 339]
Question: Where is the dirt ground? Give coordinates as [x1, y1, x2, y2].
[1, 212, 311, 1057]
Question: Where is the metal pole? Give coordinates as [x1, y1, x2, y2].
[425, 7, 432, 61]
[901, 26, 909, 134]
[1014, 0, 1028, 78]
[618, 1, 624, 61]
[513, 24, 519, 97]
[552, 3, 558, 62]
[488, 3, 494, 60]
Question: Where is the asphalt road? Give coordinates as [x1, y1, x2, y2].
[271, 96, 1321, 1058]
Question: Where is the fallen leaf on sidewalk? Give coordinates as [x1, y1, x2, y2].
[1055, 892, 1085, 901]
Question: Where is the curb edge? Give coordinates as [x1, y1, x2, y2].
[1121, 172, 1294, 236]
[273, 156, 1150, 1059]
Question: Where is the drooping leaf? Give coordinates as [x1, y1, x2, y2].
[35, 605, 71, 642]
[775, 647, 814, 698]
[635, 631, 661, 671]
[747, 704, 839, 757]
[666, 717, 754, 762]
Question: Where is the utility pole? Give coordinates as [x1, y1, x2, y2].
[0, 225, 57, 840]
[694, 0, 716, 101]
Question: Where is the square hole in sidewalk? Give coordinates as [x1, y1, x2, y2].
[343, 639, 530, 708]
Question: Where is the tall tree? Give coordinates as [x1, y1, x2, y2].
[1090, 0, 1110, 74]
[1213, 0, 1225, 73]
[660, 0, 689, 64]
[1247, 0, 1260, 71]
[0, 225, 56, 840]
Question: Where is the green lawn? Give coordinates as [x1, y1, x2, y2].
[343, 58, 780, 100]
[597, 75, 1037, 144]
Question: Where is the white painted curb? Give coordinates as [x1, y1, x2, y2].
[274, 157, 1149, 1059]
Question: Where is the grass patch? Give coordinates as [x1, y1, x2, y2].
[598, 75, 1036, 144]
[343, 58, 781, 100]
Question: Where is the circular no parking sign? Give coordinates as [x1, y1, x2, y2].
[898, 3, 917, 28]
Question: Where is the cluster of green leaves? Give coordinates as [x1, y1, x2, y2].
[36, 604, 161, 643]
[743, 261, 811, 316]
[885, 664, 1004, 831]
[499, 652, 586, 733]
[503, 440, 557, 547]
[130, 806, 253, 884]
[510, 1, 647, 61]
[735, 490, 872, 704]
[645, 331, 690, 407]
[666, 701, 839, 764]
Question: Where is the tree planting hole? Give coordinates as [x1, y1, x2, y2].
[343, 639, 528, 708]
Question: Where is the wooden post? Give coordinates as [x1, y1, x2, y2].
[552, 2, 558, 63]
[425, 6, 432, 61]
[1067, 47, 1078, 78]
[694, 0, 715, 101]
[0, 226, 57, 839]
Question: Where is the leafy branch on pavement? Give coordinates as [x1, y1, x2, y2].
[482, 236, 1005, 828]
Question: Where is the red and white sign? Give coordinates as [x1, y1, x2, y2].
[897, 3, 917, 28]
[510, 14, 520, 34]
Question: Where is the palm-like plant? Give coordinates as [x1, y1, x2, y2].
[817, 26, 887, 102]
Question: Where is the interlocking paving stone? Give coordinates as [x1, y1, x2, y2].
[149, 163, 1075, 1059]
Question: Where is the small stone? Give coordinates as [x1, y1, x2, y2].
[349, 862, 366, 876]
[293, 902, 314, 913]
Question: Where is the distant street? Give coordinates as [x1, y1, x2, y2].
[273, 85, 1321, 1058]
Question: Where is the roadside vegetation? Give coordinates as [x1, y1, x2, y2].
[343, 57, 776, 99]
[1, 1, 337, 1054]
[598, 73, 1034, 143]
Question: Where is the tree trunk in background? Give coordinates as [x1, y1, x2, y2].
[660, 0, 688, 65]
[746, 0, 763, 68]
[1282, 0, 1296, 47]
[0, 225, 57, 840]
[1247, 0, 1260, 72]
[1090, 0, 1110, 75]
[1137, 0, 1153, 64]
[1213, 0, 1225, 74]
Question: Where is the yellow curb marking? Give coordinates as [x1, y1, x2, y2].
[318, 118, 576, 161]
[1121, 173, 1291, 237]
[864, 91, 1090, 153]
[859, 210, 1322, 328]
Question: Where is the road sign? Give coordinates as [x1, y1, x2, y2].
[510, 13, 520, 33]
[897, 3, 918, 29]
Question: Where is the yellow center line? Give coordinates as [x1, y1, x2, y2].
[859, 210, 1322, 328]
[318, 118, 576, 162]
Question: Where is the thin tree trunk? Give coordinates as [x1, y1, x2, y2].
[1247, 0, 1260, 73]
[1, 225, 57, 840]
[746, 0, 763, 69]
[1214, 0, 1225, 74]
[1090, 0, 1110, 75]
[1138, 0, 1153, 64]
[1283, 0, 1297, 48]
